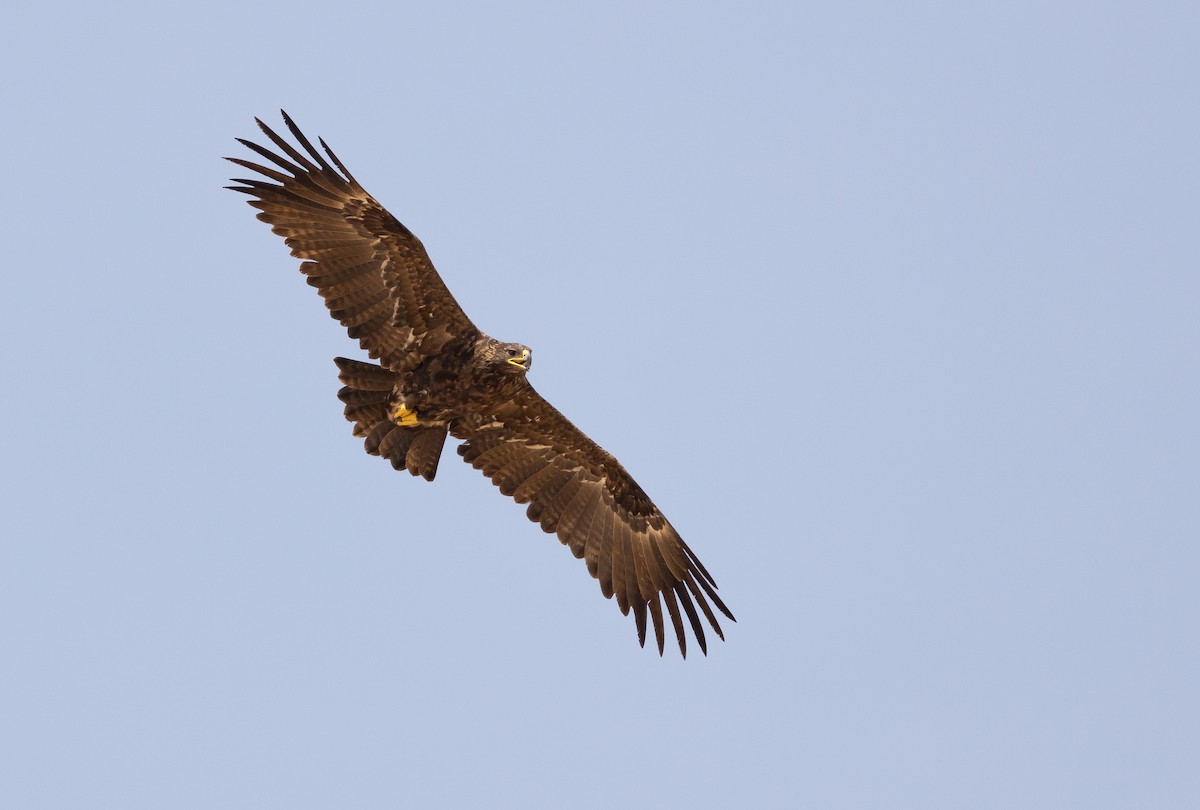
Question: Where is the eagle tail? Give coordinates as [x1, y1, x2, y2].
[334, 357, 447, 481]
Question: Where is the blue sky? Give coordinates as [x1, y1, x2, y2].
[4, 2, 1198, 807]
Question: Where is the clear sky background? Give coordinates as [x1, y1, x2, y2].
[4, 2, 1198, 807]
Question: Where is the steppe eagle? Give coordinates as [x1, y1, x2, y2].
[227, 112, 734, 656]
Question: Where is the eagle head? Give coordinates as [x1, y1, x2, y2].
[495, 341, 532, 374]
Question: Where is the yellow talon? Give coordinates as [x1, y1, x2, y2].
[393, 404, 420, 427]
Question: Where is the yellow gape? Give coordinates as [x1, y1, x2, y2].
[506, 348, 531, 369]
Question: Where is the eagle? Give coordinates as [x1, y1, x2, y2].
[227, 112, 734, 656]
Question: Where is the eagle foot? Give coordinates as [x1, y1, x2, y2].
[392, 404, 420, 427]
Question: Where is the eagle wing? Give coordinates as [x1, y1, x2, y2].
[453, 383, 735, 657]
[226, 112, 476, 370]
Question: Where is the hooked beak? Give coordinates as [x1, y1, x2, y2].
[506, 349, 531, 369]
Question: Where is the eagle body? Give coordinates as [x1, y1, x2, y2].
[401, 336, 532, 421]
[228, 112, 734, 656]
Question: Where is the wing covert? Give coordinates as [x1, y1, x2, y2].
[453, 384, 735, 657]
[227, 111, 477, 370]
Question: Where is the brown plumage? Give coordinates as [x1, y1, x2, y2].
[227, 111, 734, 656]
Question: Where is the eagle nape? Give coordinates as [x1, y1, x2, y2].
[227, 110, 735, 656]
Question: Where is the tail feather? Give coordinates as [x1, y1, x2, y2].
[333, 357, 447, 480]
[406, 429, 448, 480]
[335, 356, 398, 390]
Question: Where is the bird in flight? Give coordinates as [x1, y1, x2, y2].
[227, 112, 734, 656]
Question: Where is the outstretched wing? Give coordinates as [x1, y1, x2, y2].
[453, 384, 735, 657]
[226, 111, 476, 370]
